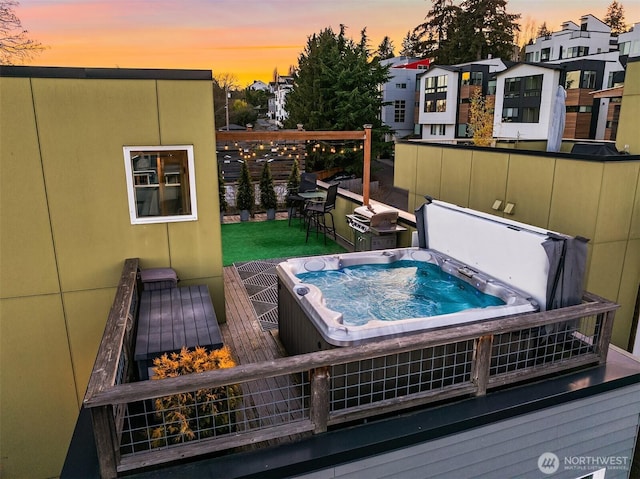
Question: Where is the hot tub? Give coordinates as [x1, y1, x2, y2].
[277, 248, 538, 349]
[277, 199, 587, 355]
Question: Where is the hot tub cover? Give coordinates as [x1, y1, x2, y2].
[416, 199, 588, 311]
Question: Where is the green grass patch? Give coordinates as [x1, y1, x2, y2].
[221, 219, 347, 266]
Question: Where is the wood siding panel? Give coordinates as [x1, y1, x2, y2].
[302, 384, 640, 479]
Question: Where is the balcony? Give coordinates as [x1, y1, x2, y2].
[70, 207, 623, 477]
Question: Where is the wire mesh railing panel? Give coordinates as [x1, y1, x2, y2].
[119, 372, 309, 456]
[490, 315, 599, 377]
[329, 340, 475, 411]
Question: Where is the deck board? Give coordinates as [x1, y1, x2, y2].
[220, 266, 309, 448]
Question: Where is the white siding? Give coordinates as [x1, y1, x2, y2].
[493, 65, 561, 141]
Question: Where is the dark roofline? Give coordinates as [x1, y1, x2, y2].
[498, 61, 566, 75]
[0, 65, 212, 81]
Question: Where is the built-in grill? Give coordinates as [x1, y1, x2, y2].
[346, 205, 406, 251]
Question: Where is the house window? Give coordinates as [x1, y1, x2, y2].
[502, 107, 519, 122]
[504, 78, 521, 98]
[567, 46, 589, 58]
[395, 83, 407, 89]
[523, 74, 543, 97]
[565, 71, 581, 89]
[436, 75, 448, 92]
[522, 107, 540, 123]
[430, 124, 446, 135]
[123, 145, 197, 224]
[425, 99, 436, 112]
[394, 100, 406, 122]
[436, 99, 447, 112]
[540, 48, 551, 61]
[425, 76, 437, 94]
[581, 70, 597, 89]
[462, 71, 482, 86]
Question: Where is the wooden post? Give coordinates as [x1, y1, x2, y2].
[363, 124, 372, 206]
[309, 367, 330, 434]
[473, 335, 493, 396]
[596, 310, 616, 364]
[91, 405, 119, 479]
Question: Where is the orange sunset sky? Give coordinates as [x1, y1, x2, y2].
[18, 0, 640, 87]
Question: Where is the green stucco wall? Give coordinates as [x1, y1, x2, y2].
[395, 139, 640, 352]
[0, 72, 222, 478]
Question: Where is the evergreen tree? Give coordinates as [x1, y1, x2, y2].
[399, 30, 429, 58]
[458, 0, 521, 61]
[412, 0, 520, 64]
[605, 1, 627, 35]
[536, 22, 552, 38]
[284, 26, 391, 172]
[413, 0, 459, 62]
[376, 35, 395, 59]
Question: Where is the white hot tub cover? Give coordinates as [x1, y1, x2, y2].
[415, 199, 588, 311]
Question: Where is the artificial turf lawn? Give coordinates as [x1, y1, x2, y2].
[221, 218, 347, 266]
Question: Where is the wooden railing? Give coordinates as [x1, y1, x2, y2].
[83, 259, 617, 478]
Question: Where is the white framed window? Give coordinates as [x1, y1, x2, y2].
[123, 145, 198, 224]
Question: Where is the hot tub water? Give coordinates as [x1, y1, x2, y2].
[296, 261, 505, 326]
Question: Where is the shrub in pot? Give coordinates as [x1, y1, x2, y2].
[236, 160, 254, 221]
[149, 346, 241, 447]
[218, 167, 228, 222]
[259, 160, 278, 220]
[286, 159, 301, 218]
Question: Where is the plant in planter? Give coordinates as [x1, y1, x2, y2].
[218, 167, 228, 222]
[149, 346, 241, 447]
[285, 159, 301, 218]
[259, 160, 278, 220]
[236, 160, 254, 221]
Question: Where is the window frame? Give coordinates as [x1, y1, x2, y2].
[123, 145, 198, 225]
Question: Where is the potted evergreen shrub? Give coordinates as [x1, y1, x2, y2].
[259, 160, 278, 220]
[236, 160, 254, 221]
[286, 159, 301, 219]
[218, 167, 228, 223]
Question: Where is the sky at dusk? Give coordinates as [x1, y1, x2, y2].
[18, 0, 640, 87]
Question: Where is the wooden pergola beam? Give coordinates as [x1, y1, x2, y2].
[215, 126, 373, 205]
[216, 130, 367, 142]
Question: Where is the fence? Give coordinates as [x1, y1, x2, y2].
[83, 258, 617, 478]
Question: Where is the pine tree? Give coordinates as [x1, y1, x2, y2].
[604, 1, 627, 35]
[283, 26, 391, 172]
[412, 0, 520, 64]
[376, 36, 395, 59]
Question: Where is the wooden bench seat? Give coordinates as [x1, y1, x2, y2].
[134, 284, 223, 380]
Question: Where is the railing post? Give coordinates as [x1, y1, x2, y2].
[473, 335, 493, 396]
[596, 310, 616, 364]
[91, 405, 119, 479]
[310, 367, 330, 434]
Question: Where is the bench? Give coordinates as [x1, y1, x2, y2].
[134, 284, 223, 380]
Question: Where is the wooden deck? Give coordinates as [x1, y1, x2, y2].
[218, 266, 310, 448]
[219, 265, 285, 363]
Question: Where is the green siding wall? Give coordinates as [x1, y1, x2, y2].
[0, 73, 222, 479]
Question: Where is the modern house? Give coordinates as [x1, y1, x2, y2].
[2, 60, 640, 479]
[379, 56, 430, 140]
[492, 62, 563, 141]
[524, 14, 616, 64]
[267, 75, 294, 127]
[416, 58, 509, 141]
